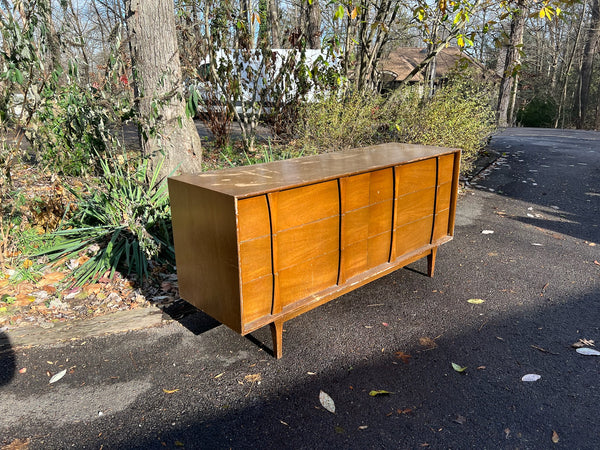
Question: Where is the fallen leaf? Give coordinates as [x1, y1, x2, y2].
[453, 415, 467, 425]
[19, 367, 27, 374]
[49, 369, 67, 384]
[214, 373, 224, 379]
[594, 261, 600, 266]
[589, 242, 596, 247]
[477, 366, 486, 370]
[244, 374, 261, 383]
[2, 438, 30, 450]
[552, 430, 559, 444]
[369, 390, 393, 396]
[382, 322, 389, 327]
[395, 351, 412, 364]
[334, 426, 345, 434]
[174, 441, 184, 447]
[419, 337, 438, 349]
[576, 348, 600, 356]
[319, 390, 335, 413]
[451, 363, 467, 373]
[163, 388, 180, 394]
[521, 374, 541, 382]
[467, 298, 485, 304]
[571, 339, 594, 348]
[38, 271, 65, 286]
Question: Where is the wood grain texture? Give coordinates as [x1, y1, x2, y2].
[169, 144, 461, 357]
[275, 181, 338, 230]
[276, 217, 339, 270]
[168, 179, 242, 332]
[394, 215, 434, 258]
[237, 196, 270, 241]
[395, 158, 437, 196]
[278, 251, 339, 307]
[241, 275, 273, 323]
[174, 143, 458, 198]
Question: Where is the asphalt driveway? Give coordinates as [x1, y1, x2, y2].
[1, 127, 599, 449]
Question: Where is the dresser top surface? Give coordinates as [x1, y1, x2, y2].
[169, 143, 459, 198]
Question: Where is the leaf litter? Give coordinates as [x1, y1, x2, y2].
[369, 390, 393, 396]
[319, 390, 335, 413]
[49, 369, 67, 384]
[576, 348, 600, 356]
[451, 363, 467, 373]
[521, 374, 541, 382]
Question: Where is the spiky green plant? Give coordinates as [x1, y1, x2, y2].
[37, 152, 173, 285]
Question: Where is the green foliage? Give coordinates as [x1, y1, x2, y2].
[390, 72, 497, 169]
[220, 140, 303, 168]
[516, 97, 557, 128]
[32, 74, 130, 177]
[295, 71, 496, 173]
[35, 153, 173, 286]
[0, 2, 133, 179]
[297, 91, 385, 153]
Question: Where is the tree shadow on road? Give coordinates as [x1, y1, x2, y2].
[0, 331, 16, 386]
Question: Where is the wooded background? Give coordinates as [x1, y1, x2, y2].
[3, 1, 596, 127]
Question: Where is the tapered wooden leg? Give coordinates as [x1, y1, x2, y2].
[427, 247, 437, 278]
[270, 319, 283, 359]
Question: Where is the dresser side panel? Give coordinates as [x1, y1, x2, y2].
[168, 179, 242, 332]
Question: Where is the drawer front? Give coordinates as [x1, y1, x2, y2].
[395, 215, 433, 258]
[239, 236, 272, 284]
[278, 251, 339, 307]
[395, 158, 437, 196]
[237, 195, 270, 241]
[433, 209, 450, 242]
[340, 169, 394, 281]
[241, 275, 273, 323]
[272, 181, 341, 308]
[395, 187, 436, 227]
[277, 216, 339, 270]
[436, 182, 452, 213]
[275, 181, 339, 230]
[437, 154, 455, 185]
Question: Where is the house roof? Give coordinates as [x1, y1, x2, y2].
[380, 47, 487, 83]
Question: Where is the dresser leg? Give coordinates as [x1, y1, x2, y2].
[427, 247, 437, 277]
[270, 319, 284, 359]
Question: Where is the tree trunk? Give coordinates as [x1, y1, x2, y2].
[497, 0, 526, 127]
[125, 0, 202, 180]
[556, 0, 587, 128]
[268, 0, 281, 48]
[576, 0, 600, 129]
[307, 0, 321, 49]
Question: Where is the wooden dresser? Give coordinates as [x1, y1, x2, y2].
[168, 143, 460, 357]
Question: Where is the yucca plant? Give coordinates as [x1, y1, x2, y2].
[37, 151, 174, 286]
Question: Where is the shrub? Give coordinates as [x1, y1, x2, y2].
[516, 97, 557, 128]
[390, 71, 497, 170]
[35, 152, 173, 285]
[296, 90, 385, 153]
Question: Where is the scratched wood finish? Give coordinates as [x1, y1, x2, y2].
[169, 143, 461, 358]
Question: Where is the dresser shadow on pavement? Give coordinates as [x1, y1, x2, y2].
[161, 299, 220, 335]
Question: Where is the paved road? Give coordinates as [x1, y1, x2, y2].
[1, 128, 599, 449]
